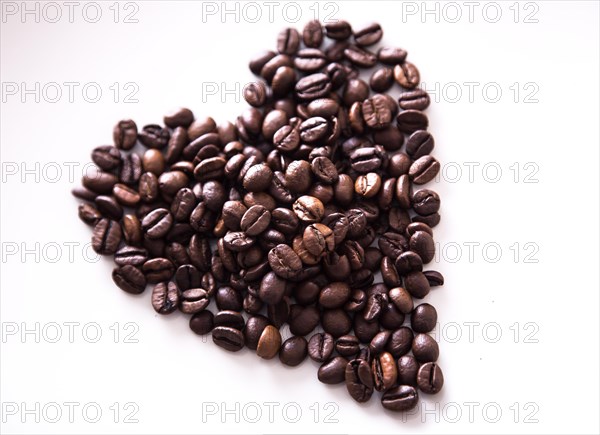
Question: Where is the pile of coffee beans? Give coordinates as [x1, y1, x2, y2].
[73, 20, 444, 412]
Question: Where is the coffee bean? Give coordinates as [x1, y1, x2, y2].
[343, 79, 370, 106]
[397, 109, 429, 134]
[142, 208, 173, 239]
[353, 22, 383, 46]
[377, 47, 408, 65]
[378, 232, 408, 259]
[268, 244, 302, 279]
[83, 170, 118, 195]
[289, 304, 320, 336]
[187, 311, 213, 335]
[398, 89, 431, 111]
[372, 351, 397, 391]
[78, 203, 102, 225]
[381, 256, 401, 287]
[240, 205, 271, 236]
[284, 160, 312, 193]
[112, 265, 146, 294]
[386, 327, 414, 359]
[381, 385, 419, 411]
[417, 362, 444, 394]
[122, 214, 142, 246]
[213, 310, 245, 331]
[311, 157, 338, 184]
[174, 264, 201, 290]
[345, 359, 374, 403]
[279, 336, 308, 366]
[412, 333, 439, 362]
[355, 173, 382, 198]
[294, 48, 327, 72]
[92, 145, 121, 171]
[370, 67, 394, 92]
[410, 230, 435, 263]
[325, 20, 352, 40]
[404, 271, 430, 299]
[295, 73, 331, 100]
[142, 258, 175, 283]
[344, 45, 377, 68]
[138, 124, 170, 149]
[394, 62, 420, 89]
[411, 303, 438, 333]
[256, 325, 282, 359]
[152, 281, 179, 314]
[424, 270, 444, 287]
[212, 326, 245, 352]
[350, 147, 382, 173]
[113, 184, 141, 207]
[394, 251, 423, 276]
[308, 332, 334, 362]
[302, 19, 323, 47]
[412, 189, 440, 216]
[244, 81, 268, 107]
[318, 356, 348, 384]
[336, 335, 360, 357]
[277, 27, 299, 55]
[92, 218, 122, 255]
[215, 286, 243, 311]
[113, 119, 138, 150]
[259, 271, 286, 305]
[114, 246, 147, 267]
[293, 196, 324, 222]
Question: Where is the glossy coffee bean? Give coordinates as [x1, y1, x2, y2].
[417, 362, 444, 394]
[381, 385, 419, 411]
[372, 351, 397, 391]
[318, 356, 348, 384]
[256, 325, 282, 359]
[152, 281, 179, 314]
[308, 332, 334, 362]
[92, 219, 122, 255]
[345, 358, 374, 403]
[212, 326, 245, 352]
[424, 270, 444, 287]
[394, 62, 420, 89]
[411, 303, 438, 333]
[412, 333, 439, 363]
[279, 336, 308, 366]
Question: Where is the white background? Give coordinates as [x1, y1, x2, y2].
[1, 1, 599, 434]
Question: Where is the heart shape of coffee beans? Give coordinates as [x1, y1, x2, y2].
[73, 19, 445, 413]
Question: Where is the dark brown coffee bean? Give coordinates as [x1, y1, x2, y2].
[325, 20, 352, 40]
[412, 333, 439, 363]
[113, 119, 138, 150]
[92, 218, 122, 255]
[412, 189, 440, 216]
[277, 27, 300, 55]
[353, 22, 383, 46]
[249, 50, 276, 75]
[344, 45, 377, 68]
[141, 208, 173, 239]
[240, 205, 271, 236]
[417, 362, 444, 394]
[394, 251, 423, 275]
[302, 19, 323, 47]
[212, 326, 245, 352]
[343, 79, 370, 106]
[345, 359, 374, 403]
[114, 245, 147, 267]
[244, 81, 268, 107]
[381, 256, 401, 287]
[279, 336, 308, 366]
[138, 124, 170, 149]
[362, 96, 392, 130]
[308, 332, 334, 363]
[78, 203, 102, 225]
[424, 270, 444, 287]
[318, 356, 348, 384]
[388, 287, 414, 314]
[411, 303, 438, 333]
[112, 265, 146, 294]
[151, 281, 179, 314]
[259, 271, 286, 305]
[293, 195, 324, 222]
[409, 155, 440, 185]
[377, 47, 408, 65]
[410, 230, 436, 263]
[288, 304, 320, 336]
[268, 244, 302, 279]
[398, 89, 431, 111]
[381, 385, 419, 411]
[142, 258, 175, 283]
[311, 157, 338, 184]
[378, 232, 408, 259]
[370, 67, 394, 92]
[294, 48, 327, 72]
[91, 145, 121, 171]
[387, 327, 414, 358]
[394, 62, 420, 89]
[189, 310, 214, 335]
[295, 73, 331, 100]
[122, 214, 142, 246]
[83, 170, 118, 195]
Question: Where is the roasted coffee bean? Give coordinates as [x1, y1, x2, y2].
[378, 232, 408, 259]
[259, 271, 286, 305]
[212, 326, 245, 352]
[372, 351, 397, 391]
[424, 270, 444, 287]
[398, 89, 431, 111]
[353, 22, 382, 46]
[412, 212, 441, 228]
[308, 332, 334, 362]
[94, 195, 122, 220]
[322, 308, 353, 337]
[412, 189, 440, 217]
[293, 195, 324, 222]
[138, 172, 159, 203]
[355, 173, 382, 198]
[78, 203, 102, 225]
[92, 145, 121, 171]
[288, 304, 320, 336]
[353, 310, 379, 342]
[411, 303, 438, 333]
[410, 230, 435, 263]
[92, 219, 122, 255]
[240, 205, 271, 236]
[256, 325, 282, 359]
[336, 335, 360, 357]
[396, 110, 428, 135]
[268, 244, 302, 279]
[350, 147, 382, 173]
[277, 27, 299, 55]
[345, 359, 374, 403]
[344, 45, 377, 68]
[213, 310, 245, 331]
[302, 19, 323, 47]
[284, 160, 312, 193]
[214, 286, 242, 312]
[405, 271, 431, 299]
[381, 385, 419, 412]
[83, 170, 118, 194]
[318, 356, 348, 384]
[141, 208, 173, 239]
[189, 310, 214, 335]
[343, 79, 370, 106]
[243, 163, 273, 193]
[294, 48, 327, 72]
[244, 81, 268, 107]
[152, 281, 179, 314]
[112, 265, 146, 294]
[114, 246, 148, 267]
[394, 62, 420, 89]
[362, 96, 392, 129]
[163, 107, 194, 128]
[142, 149, 165, 176]
[377, 47, 408, 65]
[412, 333, 439, 363]
[122, 214, 142, 246]
[394, 251, 423, 276]
[386, 327, 414, 358]
[279, 336, 308, 366]
[417, 362, 444, 394]
[369, 67, 394, 93]
[113, 119, 138, 150]
[249, 50, 276, 75]
[317, 282, 350, 309]
[158, 171, 188, 200]
[381, 256, 401, 287]
[295, 73, 331, 100]
[174, 264, 201, 290]
[138, 124, 170, 149]
[72, 186, 98, 201]
[142, 258, 175, 283]
[325, 20, 352, 39]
